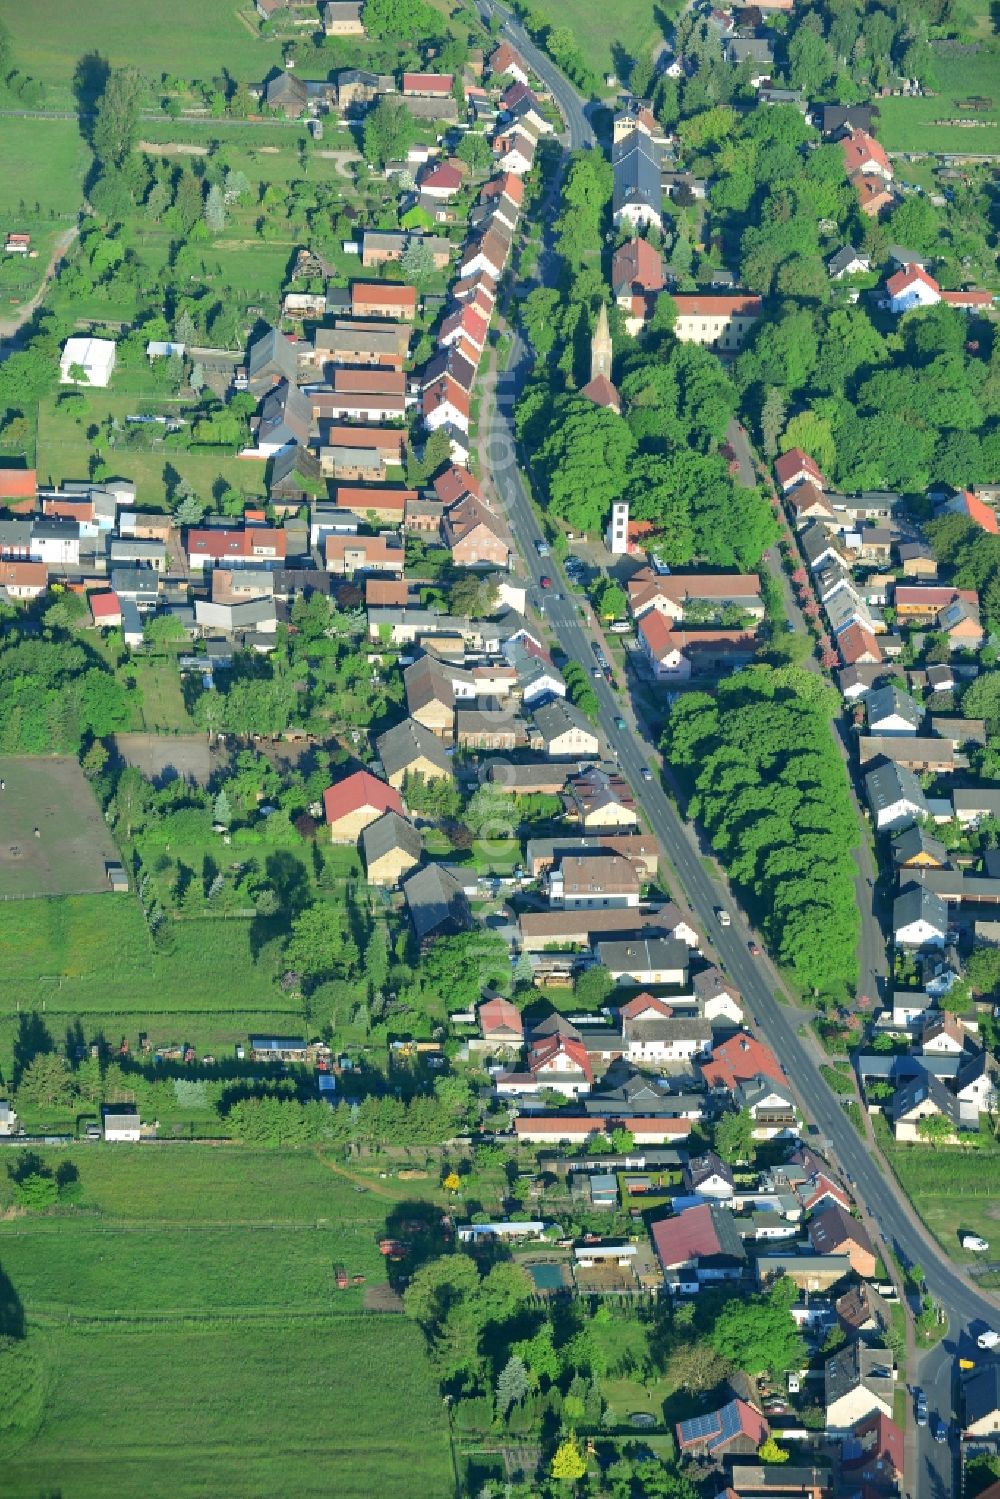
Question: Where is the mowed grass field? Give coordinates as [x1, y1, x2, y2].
[5, 0, 285, 101]
[0, 894, 301, 1070]
[0, 118, 88, 305]
[878, 45, 1000, 153]
[0, 757, 121, 898]
[0, 1150, 453, 1498]
[546, 0, 679, 79]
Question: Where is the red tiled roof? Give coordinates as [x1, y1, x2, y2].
[529, 1034, 593, 1083]
[324, 426, 406, 454]
[187, 527, 287, 560]
[334, 488, 410, 520]
[843, 1411, 904, 1476]
[941, 289, 993, 308]
[838, 622, 883, 667]
[323, 770, 402, 826]
[895, 586, 978, 609]
[579, 374, 620, 410]
[351, 282, 417, 311]
[886, 262, 939, 298]
[402, 72, 453, 94]
[774, 448, 824, 489]
[651, 1203, 721, 1266]
[670, 294, 762, 317]
[842, 129, 890, 175]
[433, 465, 482, 507]
[422, 376, 471, 421]
[366, 578, 411, 606]
[0, 560, 47, 590]
[479, 996, 523, 1036]
[701, 1033, 784, 1090]
[951, 490, 999, 535]
[90, 589, 121, 621]
[0, 468, 36, 499]
[619, 991, 672, 1021]
[490, 41, 528, 76]
[611, 236, 665, 293]
[420, 162, 463, 193]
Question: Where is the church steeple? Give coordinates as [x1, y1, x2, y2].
[591, 302, 612, 383]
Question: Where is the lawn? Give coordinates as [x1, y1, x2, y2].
[876, 1117, 1000, 1264]
[0, 757, 121, 898]
[877, 44, 1000, 153]
[130, 659, 196, 732]
[0, 1148, 452, 1498]
[541, 0, 678, 81]
[0, 117, 87, 306]
[4, 0, 285, 102]
[36, 393, 270, 506]
[0, 894, 302, 1070]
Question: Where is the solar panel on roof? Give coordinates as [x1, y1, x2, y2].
[680, 1413, 719, 1442]
[714, 1402, 741, 1449]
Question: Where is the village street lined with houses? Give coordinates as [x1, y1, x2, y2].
[0, 0, 998, 1496]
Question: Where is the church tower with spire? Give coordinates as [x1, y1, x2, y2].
[591, 302, 613, 382]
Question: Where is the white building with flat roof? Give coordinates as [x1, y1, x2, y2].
[60, 337, 116, 388]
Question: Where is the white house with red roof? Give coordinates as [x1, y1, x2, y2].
[402, 72, 453, 97]
[495, 1033, 594, 1098]
[489, 41, 530, 87]
[885, 262, 941, 314]
[422, 375, 471, 434]
[473, 996, 524, 1054]
[90, 590, 122, 627]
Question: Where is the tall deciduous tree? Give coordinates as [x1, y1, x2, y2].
[93, 67, 144, 170]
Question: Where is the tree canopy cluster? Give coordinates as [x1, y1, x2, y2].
[663, 666, 859, 997]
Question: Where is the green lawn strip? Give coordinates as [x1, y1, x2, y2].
[872, 1113, 1000, 1264]
[5, 0, 284, 99]
[0, 1318, 451, 1499]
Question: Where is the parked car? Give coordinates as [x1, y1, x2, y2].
[915, 1392, 928, 1426]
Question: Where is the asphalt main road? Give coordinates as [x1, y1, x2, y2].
[476, 18, 992, 1487]
[477, 0, 596, 150]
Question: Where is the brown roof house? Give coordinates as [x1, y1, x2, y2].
[808, 1202, 877, 1279]
[564, 767, 639, 829]
[443, 494, 511, 569]
[403, 862, 472, 945]
[362, 810, 422, 887]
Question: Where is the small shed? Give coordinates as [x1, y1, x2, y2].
[106, 862, 128, 893]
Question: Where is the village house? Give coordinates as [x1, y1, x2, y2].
[102, 1105, 141, 1142]
[324, 770, 402, 843]
[808, 1202, 877, 1278]
[564, 767, 638, 830]
[735, 1075, 799, 1139]
[403, 862, 472, 945]
[323, 1, 365, 35]
[825, 1343, 894, 1433]
[893, 884, 949, 949]
[533, 699, 601, 759]
[683, 1150, 735, 1199]
[361, 810, 422, 888]
[596, 937, 690, 987]
[669, 294, 762, 351]
[702, 1033, 784, 1092]
[864, 762, 931, 832]
[676, 1399, 768, 1461]
[612, 129, 662, 231]
[548, 853, 641, 909]
[692, 967, 745, 1026]
[963, 1363, 1000, 1437]
[324, 533, 405, 577]
[621, 998, 712, 1065]
[651, 1202, 747, 1287]
[638, 611, 757, 681]
[628, 568, 764, 624]
[376, 717, 452, 789]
